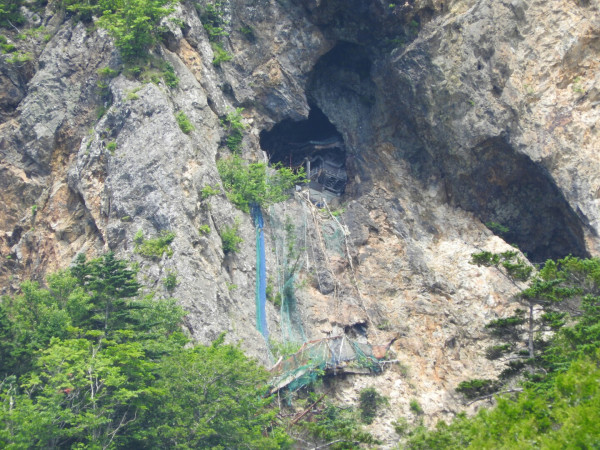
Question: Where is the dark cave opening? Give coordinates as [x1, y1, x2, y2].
[259, 105, 348, 196]
[446, 137, 589, 263]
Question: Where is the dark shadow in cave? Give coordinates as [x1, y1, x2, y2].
[447, 137, 588, 262]
[259, 105, 348, 196]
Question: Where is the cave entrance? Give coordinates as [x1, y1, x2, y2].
[259, 105, 348, 197]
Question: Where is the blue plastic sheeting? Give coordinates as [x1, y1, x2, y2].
[251, 204, 268, 339]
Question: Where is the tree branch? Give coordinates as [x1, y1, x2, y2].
[466, 388, 524, 406]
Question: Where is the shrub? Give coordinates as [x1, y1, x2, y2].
[298, 403, 380, 448]
[0, 35, 16, 53]
[359, 388, 387, 424]
[134, 229, 176, 259]
[6, 51, 32, 64]
[198, 224, 210, 235]
[97, 0, 174, 61]
[220, 108, 247, 152]
[393, 417, 409, 436]
[200, 1, 228, 41]
[62, 0, 174, 60]
[97, 67, 119, 78]
[456, 379, 499, 400]
[162, 62, 179, 88]
[163, 270, 178, 290]
[175, 111, 194, 134]
[217, 154, 305, 212]
[269, 339, 301, 359]
[200, 184, 220, 199]
[485, 221, 509, 236]
[106, 141, 117, 153]
[266, 277, 282, 307]
[485, 343, 511, 360]
[0, 0, 25, 27]
[211, 42, 232, 66]
[220, 219, 242, 254]
[409, 398, 423, 415]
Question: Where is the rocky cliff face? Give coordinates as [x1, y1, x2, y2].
[1, 0, 599, 445]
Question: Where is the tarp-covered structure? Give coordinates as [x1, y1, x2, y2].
[269, 335, 382, 394]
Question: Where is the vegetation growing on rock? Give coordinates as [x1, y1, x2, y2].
[217, 154, 305, 213]
[402, 256, 600, 447]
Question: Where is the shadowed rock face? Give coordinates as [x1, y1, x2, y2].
[259, 104, 342, 165]
[442, 137, 588, 262]
[272, 34, 589, 261]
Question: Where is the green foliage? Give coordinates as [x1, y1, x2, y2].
[162, 269, 178, 290]
[456, 379, 499, 400]
[269, 338, 301, 360]
[200, 183, 220, 199]
[409, 19, 419, 34]
[162, 61, 178, 87]
[106, 140, 117, 153]
[470, 250, 500, 267]
[97, 66, 119, 78]
[359, 387, 387, 424]
[0, 0, 25, 28]
[485, 310, 526, 338]
[126, 87, 141, 100]
[141, 336, 292, 449]
[485, 221, 509, 236]
[61, 0, 174, 60]
[220, 107, 247, 152]
[485, 343, 511, 360]
[93, 0, 174, 61]
[239, 25, 253, 36]
[199, 1, 228, 41]
[134, 229, 175, 259]
[198, 224, 210, 235]
[217, 154, 306, 213]
[409, 399, 424, 415]
[572, 76, 585, 94]
[266, 276, 282, 307]
[0, 255, 291, 448]
[403, 352, 600, 449]
[211, 41, 232, 66]
[121, 56, 179, 88]
[331, 207, 346, 217]
[0, 34, 16, 53]
[295, 402, 379, 449]
[96, 104, 108, 119]
[220, 218, 242, 253]
[404, 257, 600, 448]
[471, 250, 532, 281]
[393, 417, 410, 436]
[175, 111, 194, 134]
[6, 51, 32, 64]
[197, 1, 232, 67]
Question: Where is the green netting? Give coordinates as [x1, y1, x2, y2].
[269, 336, 382, 395]
[252, 204, 268, 339]
[267, 204, 308, 348]
[321, 222, 345, 256]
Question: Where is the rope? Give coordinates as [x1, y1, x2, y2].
[323, 198, 379, 339]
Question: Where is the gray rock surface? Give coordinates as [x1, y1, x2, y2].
[1, 0, 599, 445]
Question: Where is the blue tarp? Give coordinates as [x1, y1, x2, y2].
[251, 204, 268, 339]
